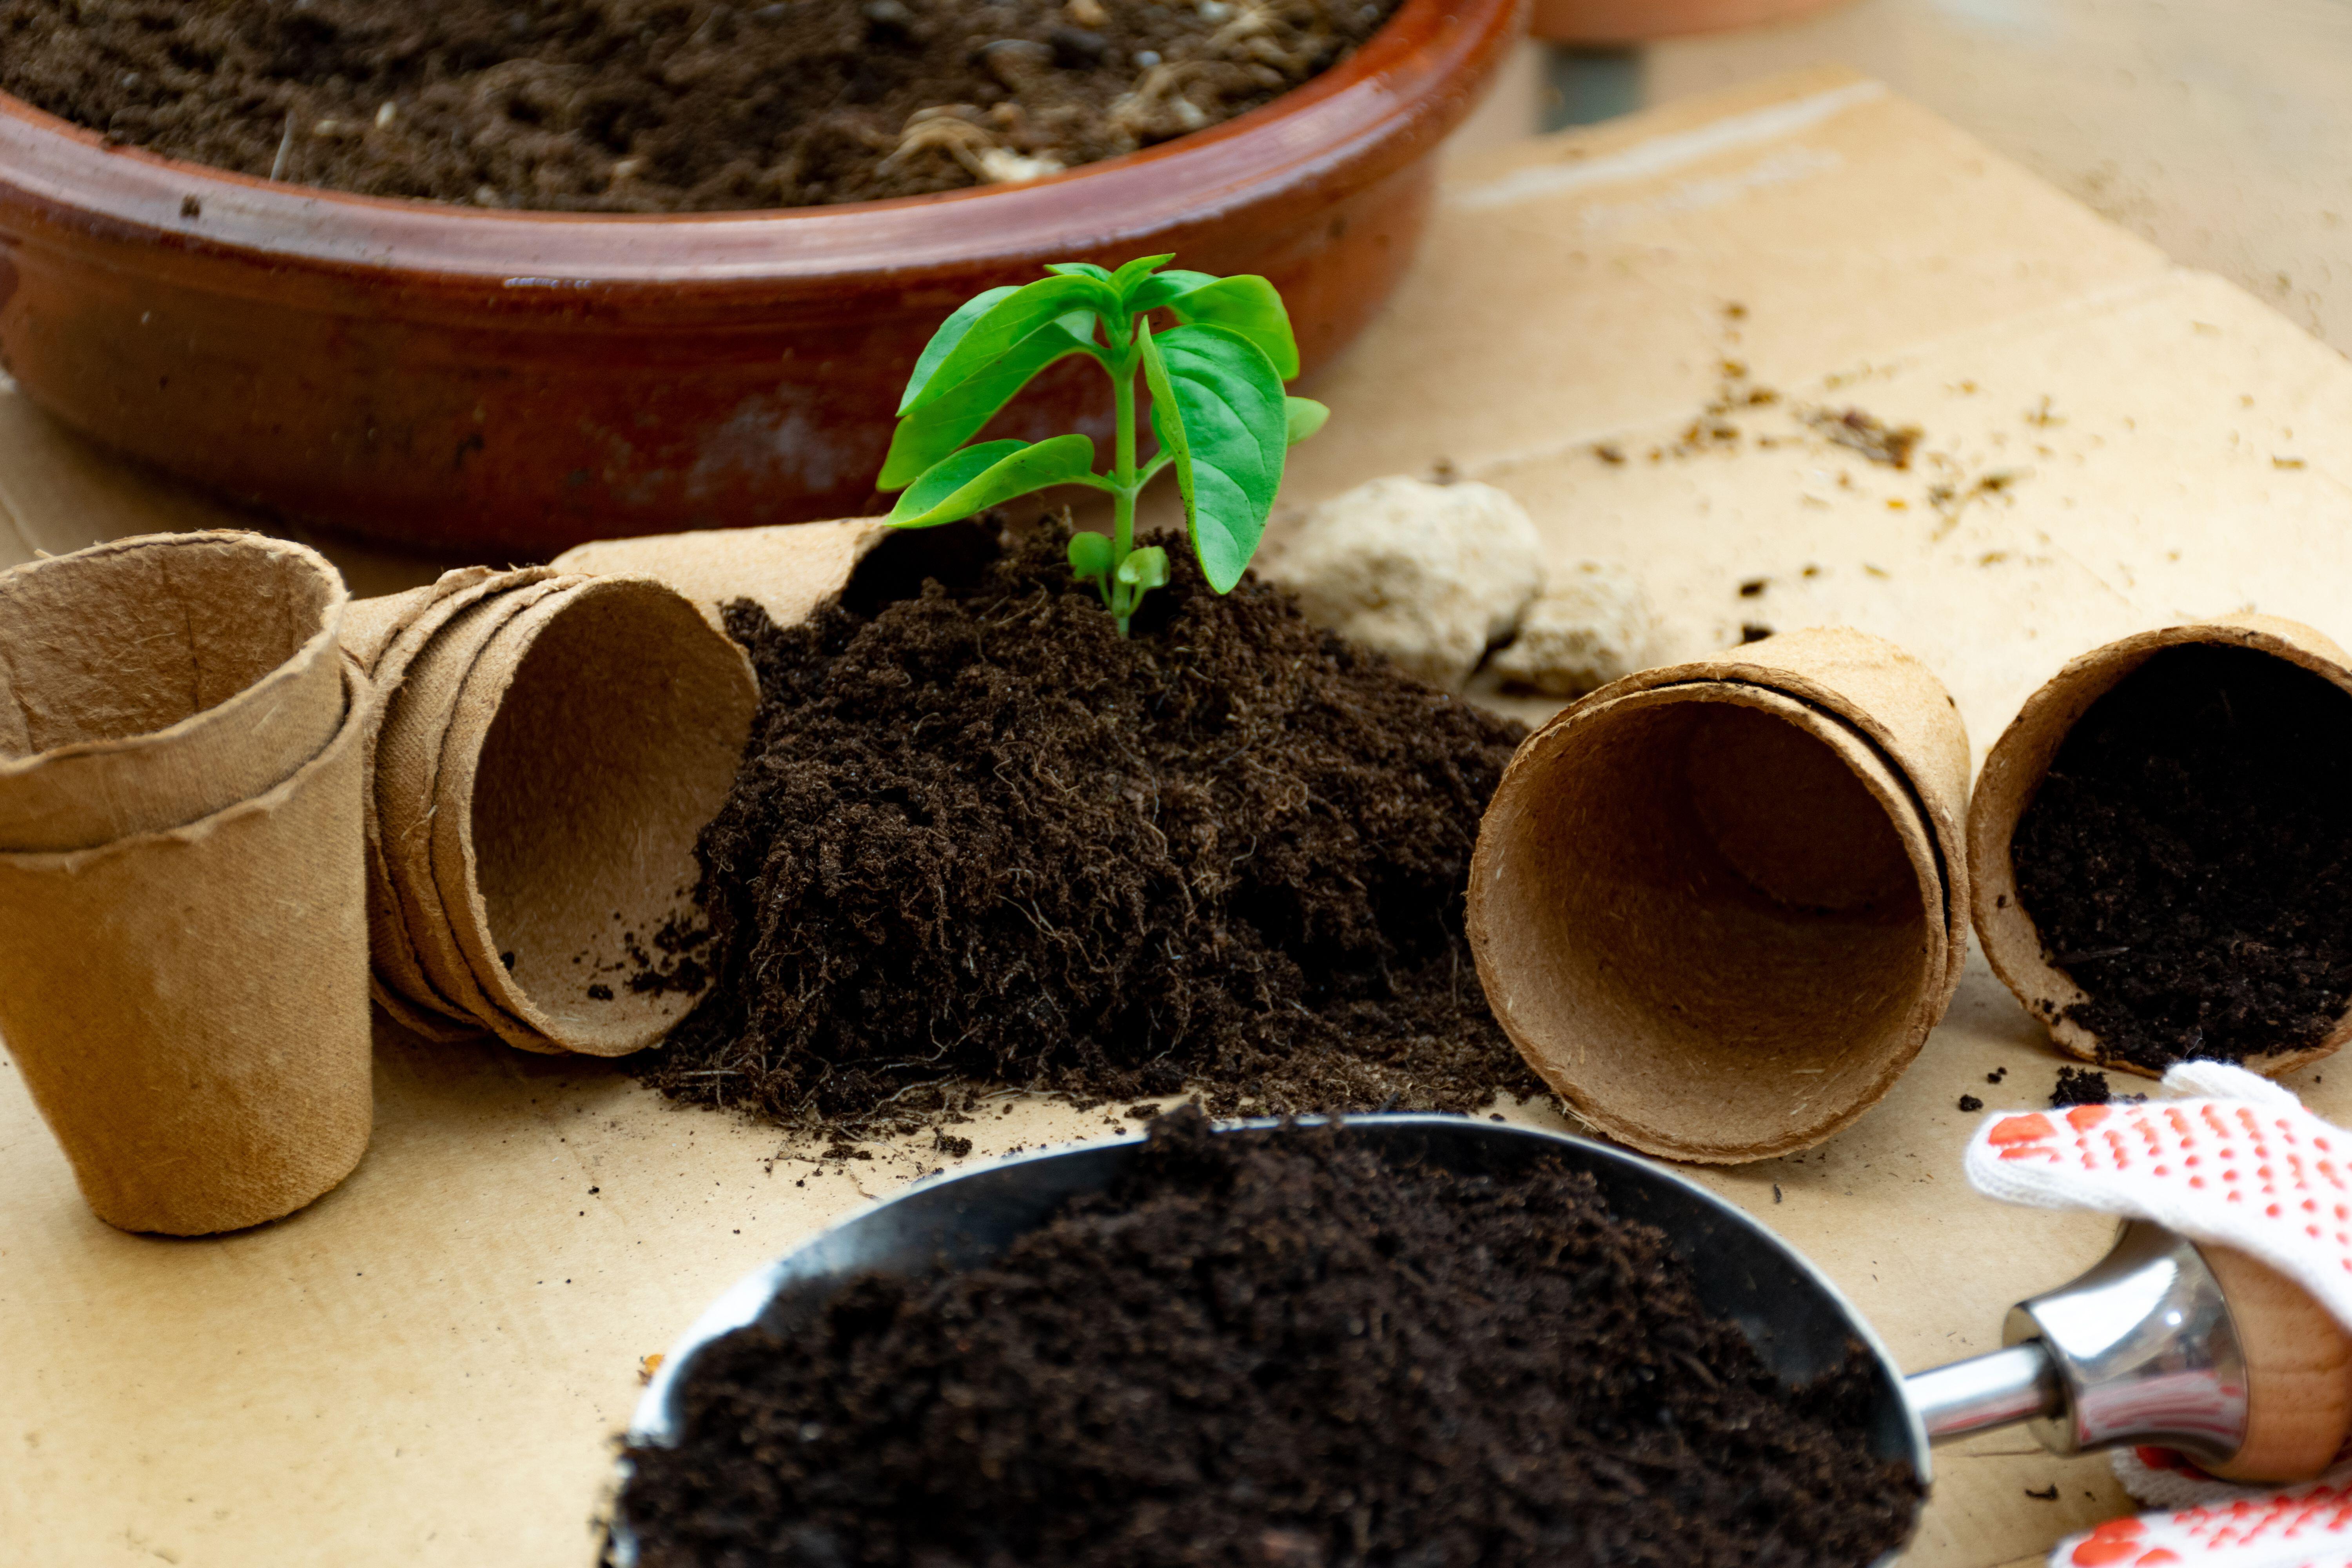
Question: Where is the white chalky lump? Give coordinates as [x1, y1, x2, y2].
[1490, 561, 1657, 698]
[1264, 476, 1544, 688]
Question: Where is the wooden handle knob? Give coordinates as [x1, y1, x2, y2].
[2196, 1242, 2352, 1483]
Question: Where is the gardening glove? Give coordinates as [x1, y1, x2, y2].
[1958, 1062, 2352, 1567]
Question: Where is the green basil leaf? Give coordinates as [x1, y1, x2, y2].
[1284, 396, 1330, 445]
[1109, 253, 1177, 297]
[1045, 261, 1115, 281]
[899, 274, 1116, 416]
[1141, 322, 1288, 593]
[896, 286, 1019, 416]
[1158, 274, 1299, 379]
[1115, 544, 1170, 589]
[1123, 268, 1220, 314]
[1067, 531, 1114, 580]
[886, 434, 1098, 528]
[878, 312, 1100, 490]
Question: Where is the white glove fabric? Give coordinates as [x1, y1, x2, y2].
[1958, 1062, 2352, 1567]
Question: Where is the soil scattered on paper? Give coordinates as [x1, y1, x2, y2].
[616, 1112, 1920, 1568]
[0, 0, 1397, 212]
[636, 521, 1537, 1138]
[2013, 644, 2352, 1071]
[2048, 1067, 2111, 1108]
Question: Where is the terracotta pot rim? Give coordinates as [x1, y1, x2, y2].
[0, 0, 1521, 294]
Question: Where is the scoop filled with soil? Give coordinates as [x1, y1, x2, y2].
[1468, 628, 1972, 1163]
[0, 0, 1520, 552]
[1971, 615, 2352, 1078]
[631, 517, 1544, 1136]
[613, 1112, 1928, 1568]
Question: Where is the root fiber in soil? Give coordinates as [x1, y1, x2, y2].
[2012, 644, 2352, 1071]
[634, 521, 1537, 1137]
[616, 1112, 1920, 1568]
[1, 0, 1396, 212]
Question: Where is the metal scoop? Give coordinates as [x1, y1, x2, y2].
[619, 1116, 2280, 1565]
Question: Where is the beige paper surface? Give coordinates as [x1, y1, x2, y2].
[7, 67, 2352, 1567]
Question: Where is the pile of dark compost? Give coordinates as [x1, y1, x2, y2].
[616, 1112, 1920, 1568]
[1, 0, 1397, 212]
[2012, 644, 2352, 1071]
[636, 521, 1539, 1138]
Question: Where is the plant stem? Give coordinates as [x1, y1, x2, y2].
[1109, 334, 1140, 636]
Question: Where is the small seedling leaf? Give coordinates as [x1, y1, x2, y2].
[896, 286, 1018, 415]
[1067, 531, 1114, 580]
[1133, 273, 1299, 379]
[1115, 544, 1170, 589]
[1142, 321, 1287, 593]
[1045, 261, 1116, 282]
[900, 274, 1116, 415]
[1123, 269, 1220, 313]
[887, 434, 1098, 528]
[1284, 396, 1330, 445]
[879, 312, 1099, 490]
[1108, 253, 1177, 295]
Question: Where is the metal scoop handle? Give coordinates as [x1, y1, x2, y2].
[1905, 1221, 2248, 1463]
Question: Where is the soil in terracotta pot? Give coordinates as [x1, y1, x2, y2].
[2012, 644, 2352, 1072]
[616, 1111, 1920, 1568]
[635, 519, 1539, 1137]
[1, 0, 1398, 212]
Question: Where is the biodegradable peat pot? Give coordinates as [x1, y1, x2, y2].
[347, 570, 757, 1056]
[0, 532, 372, 1234]
[0, 530, 347, 852]
[1468, 627, 1970, 1162]
[1969, 615, 2352, 1079]
[0, 0, 1522, 558]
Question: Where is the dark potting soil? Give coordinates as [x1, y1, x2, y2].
[2011, 644, 2352, 1071]
[635, 521, 1538, 1138]
[2048, 1066, 2111, 1108]
[0, 0, 1397, 212]
[615, 1112, 1920, 1568]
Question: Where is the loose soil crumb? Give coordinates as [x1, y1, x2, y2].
[2049, 1067, 2110, 1107]
[0, 0, 1398, 211]
[2012, 644, 2352, 1071]
[616, 1112, 1919, 1567]
[1803, 406, 1922, 470]
[1957, 1093, 1983, 1112]
[635, 521, 1537, 1138]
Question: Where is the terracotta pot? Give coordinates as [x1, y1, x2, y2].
[0, 0, 1523, 557]
[1532, 0, 1847, 45]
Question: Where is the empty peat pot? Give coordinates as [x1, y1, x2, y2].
[0, 0, 1519, 556]
[0, 531, 372, 1234]
[1971, 615, 2352, 1078]
[345, 570, 758, 1056]
[615, 1118, 2352, 1564]
[1468, 628, 1971, 1162]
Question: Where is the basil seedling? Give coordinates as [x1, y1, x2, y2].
[878, 256, 1329, 634]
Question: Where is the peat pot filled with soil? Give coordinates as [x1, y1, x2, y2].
[0, 0, 1521, 555]
[613, 1113, 1926, 1568]
[1971, 616, 2352, 1079]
